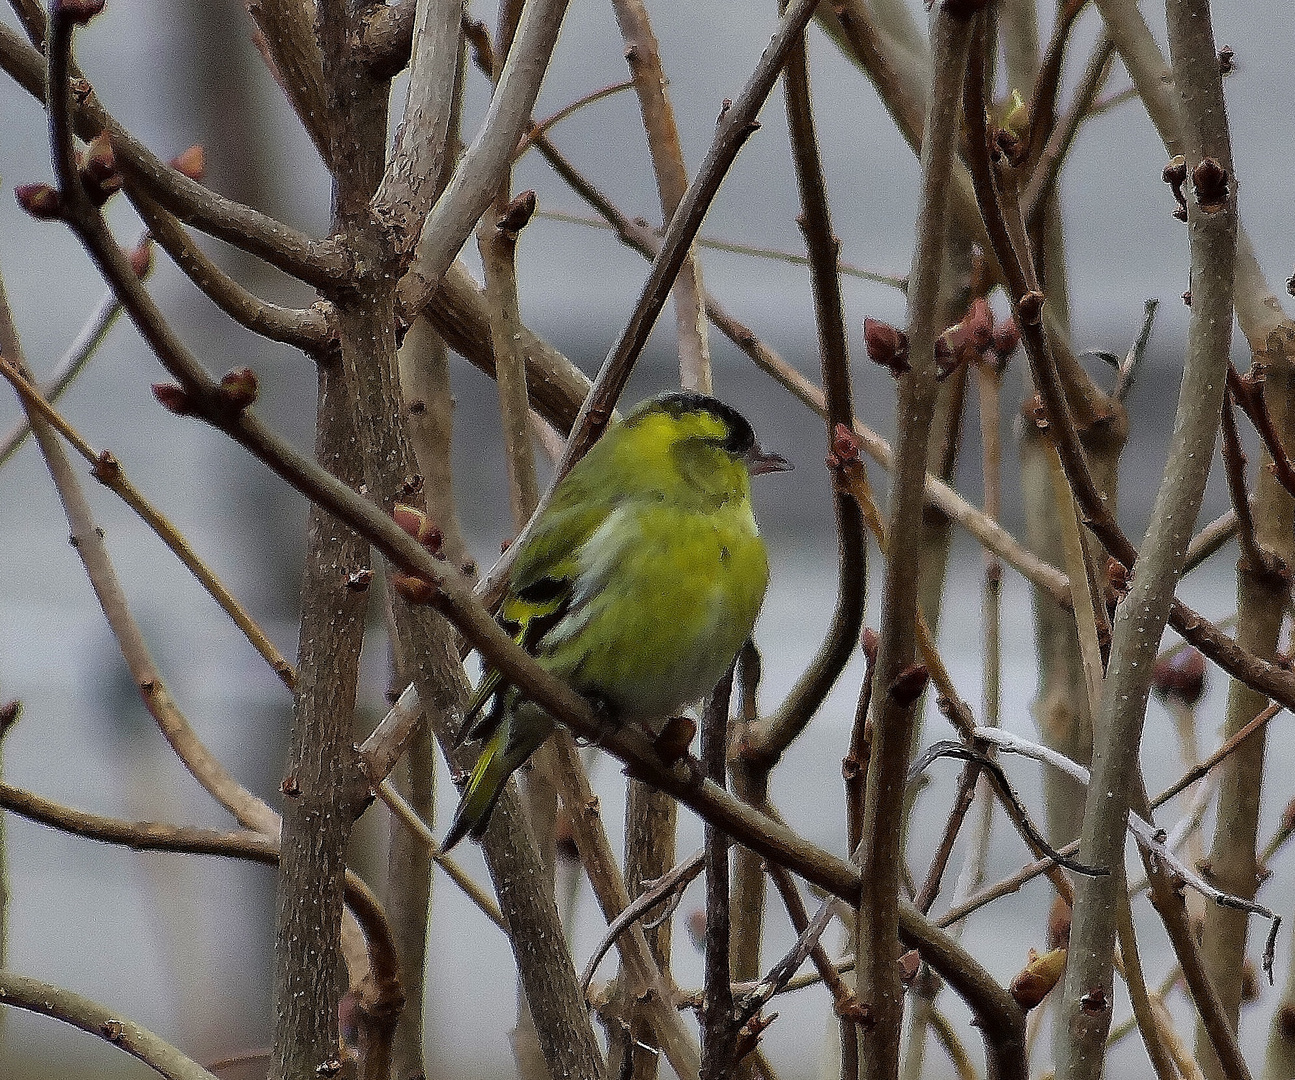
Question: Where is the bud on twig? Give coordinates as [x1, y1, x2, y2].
[1010, 948, 1067, 1010]
[1163, 156, 1189, 221]
[54, 0, 105, 24]
[15, 183, 62, 220]
[1191, 157, 1230, 214]
[217, 367, 259, 411]
[863, 318, 910, 376]
[128, 236, 153, 278]
[169, 145, 206, 181]
[888, 663, 929, 706]
[391, 573, 440, 605]
[152, 382, 195, 416]
[992, 317, 1020, 362]
[497, 189, 536, 236]
[1151, 647, 1207, 707]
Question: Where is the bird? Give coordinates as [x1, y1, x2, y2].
[442, 390, 790, 850]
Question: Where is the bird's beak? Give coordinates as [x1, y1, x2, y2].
[747, 444, 793, 476]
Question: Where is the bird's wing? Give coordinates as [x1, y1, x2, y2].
[458, 476, 616, 743]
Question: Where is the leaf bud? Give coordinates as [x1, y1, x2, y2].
[863, 317, 910, 376]
[169, 145, 206, 181]
[217, 367, 259, 411]
[1010, 948, 1067, 1010]
[14, 183, 62, 220]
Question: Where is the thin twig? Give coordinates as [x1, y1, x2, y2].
[0, 358, 297, 689]
[0, 971, 221, 1080]
[376, 779, 506, 931]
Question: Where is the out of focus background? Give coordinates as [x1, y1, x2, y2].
[2, 1, 1294, 1077]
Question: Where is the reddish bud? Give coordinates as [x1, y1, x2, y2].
[391, 573, 439, 605]
[1163, 156, 1189, 221]
[346, 569, 374, 591]
[860, 627, 880, 663]
[1192, 157, 1230, 214]
[91, 450, 120, 484]
[393, 503, 426, 538]
[654, 715, 696, 765]
[497, 189, 536, 235]
[0, 700, 21, 737]
[128, 236, 153, 278]
[15, 183, 62, 220]
[686, 908, 707, 950]
[992, 317, 1020, 359]
[966, 297, 993, 349]
[54, 0, 105, 24]
[1011, 948, 1067, 1010]
[888, 663, 929, 706]
[1219, 45, 1236, 75]
[80, 132, 121, 206]
[1151, 647, 1207, 707]
[1048, 894, 1072, 950]
[898, 949, 921, 985]
[830, 423, 861, 467]
[863, 317, 910, 376]
[216, 367, 258, 410]
[152, 382, 195, 416]
[169, 145, 206, 181]
[1016, 290, 1046, 326]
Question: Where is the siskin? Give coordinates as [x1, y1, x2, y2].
[443, 391, 790, 850]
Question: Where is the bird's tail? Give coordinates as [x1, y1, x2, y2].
[442, 708, 551, 851]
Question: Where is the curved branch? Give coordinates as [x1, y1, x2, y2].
[0, 971, 220, 1080]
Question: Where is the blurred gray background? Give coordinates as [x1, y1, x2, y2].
[2, 1, 1293, 1077]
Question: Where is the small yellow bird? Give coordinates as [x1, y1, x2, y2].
[442, 391, 789, 850]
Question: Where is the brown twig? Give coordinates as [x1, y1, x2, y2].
[855, 10, 976, 1078]
[0, 970, 221, 1080]
[128, 185, 334, 357]
[1220, 388, 1272, 578]
[612, 0, 711, 391]
[741, 6, 864, 771]
[514, 80, 636, 158]
[0, 357, 296, 689]
[700, 669, 738, 1080]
